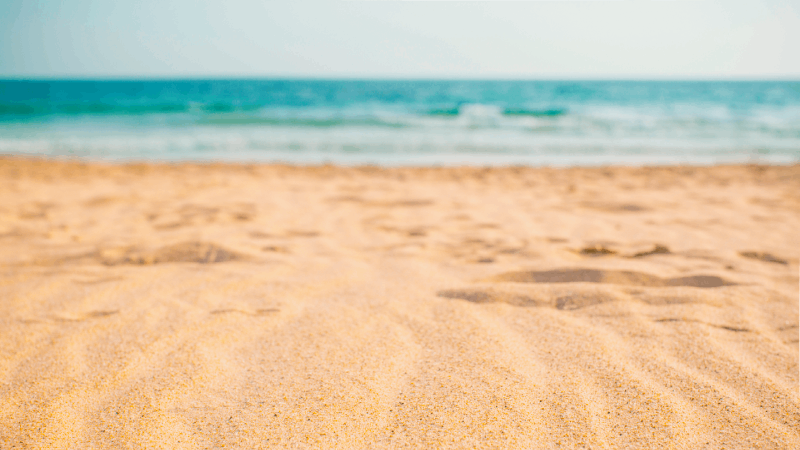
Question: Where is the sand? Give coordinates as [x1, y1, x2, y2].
[0, 157, 798, 449]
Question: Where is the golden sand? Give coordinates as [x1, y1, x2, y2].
[0, 157, 798, 448]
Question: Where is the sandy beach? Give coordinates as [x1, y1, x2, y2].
[0, 157, 797, 448]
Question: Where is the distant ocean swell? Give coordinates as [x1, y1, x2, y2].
[0, 80, 798, 165]
[0, 100, 566, 118]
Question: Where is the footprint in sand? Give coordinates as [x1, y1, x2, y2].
[578, 245, 617, 256]
[582, 202, 648, 212]
[438, 268, 737, 311]
[630, 245, 671, 258]
[436, 288, 613, 310]
[739, 251, 788, 265]
[654, 318, 750, 333]
[261, 245, 289, 253]
[72, 276, 125, 285]
[51, 310, 119, 322]
[327, 197, 434, 208]
[210, 308, 280, 316]
[101, 242, 247, 265]
[576, 244, 671, 258]
[488, 268, 735, 288]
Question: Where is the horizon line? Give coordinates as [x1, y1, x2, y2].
[2, 75, 800, 82]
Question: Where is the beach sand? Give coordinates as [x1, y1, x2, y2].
[0, 157, 798, 448]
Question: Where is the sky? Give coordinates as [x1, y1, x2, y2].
[1, 0, 799, 79]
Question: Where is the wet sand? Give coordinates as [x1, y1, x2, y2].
[0, 157, 798, 448]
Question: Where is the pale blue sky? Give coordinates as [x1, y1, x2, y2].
[2, 0, 799, 79]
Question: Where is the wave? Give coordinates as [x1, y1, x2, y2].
[503, 108, 566, 117]
[0, 102, 188, 117]
[0, 99, 569, 122]
[427, 107, 461, 116]
[196, 115, 409, 128]
[0, 102, 278, 117]
[427, 106, 567, 118]
[2, 99, 799, 144]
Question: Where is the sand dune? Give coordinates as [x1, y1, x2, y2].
[0, 158, 798, 448]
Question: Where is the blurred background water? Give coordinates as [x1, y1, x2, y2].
[1, 79, 798, 166]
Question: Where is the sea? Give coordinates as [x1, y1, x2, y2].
[1, 79, 798, 166]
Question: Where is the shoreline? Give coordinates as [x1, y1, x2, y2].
[4, 153, 800, 169]
[2, 152, 797, 168]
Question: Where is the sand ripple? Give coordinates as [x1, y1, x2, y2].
[0, 158, 797, 448]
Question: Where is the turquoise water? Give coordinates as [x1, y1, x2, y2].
[1, 79, 799, 165]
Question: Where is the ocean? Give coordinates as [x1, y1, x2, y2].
[1, 79, 798, 166]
